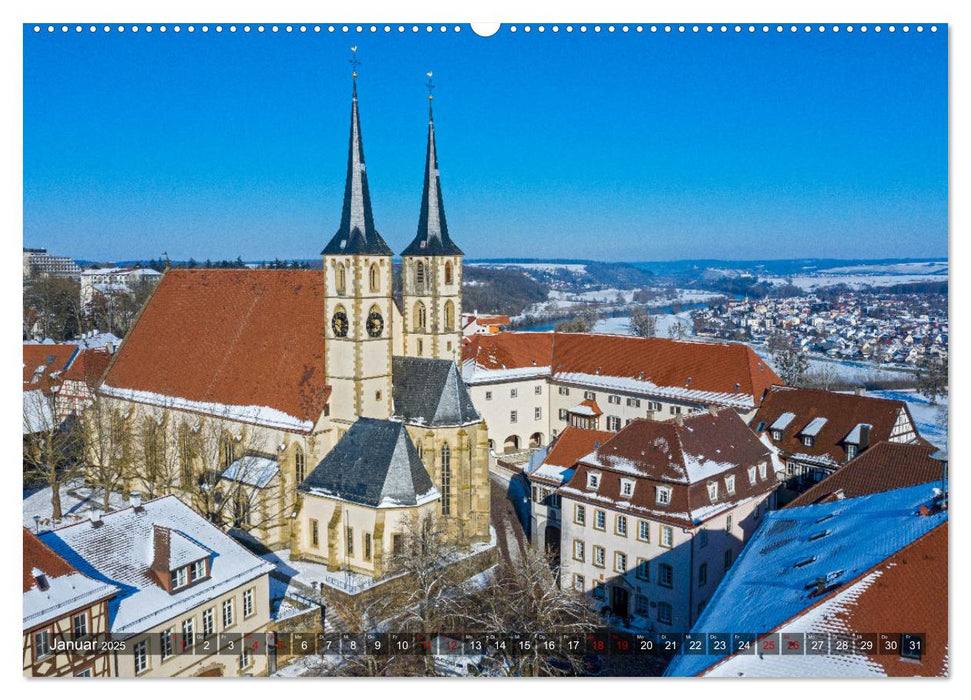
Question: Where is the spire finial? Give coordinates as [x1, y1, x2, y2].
[426, 71, 435, 101]
[349, 46, 360, 81]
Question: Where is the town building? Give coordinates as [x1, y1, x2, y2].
[38, 495, 275, 677]
[23, 528, 118, 677]
[462, 331, 781, 456]
[462, 311, 510, 336]
[89, 75, 491, 565]
[750, 386, 922, 497]
[80, 266, 162, 308]
[666, 483, 947, 677]
[23, 247, 82, 279]
[524, 426, 612, 556]
[557, 408, 779, 631]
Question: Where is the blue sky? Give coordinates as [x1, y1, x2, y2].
[23, 24, 948, 262]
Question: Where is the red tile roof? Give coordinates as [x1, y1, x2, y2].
[787, 441, 945, 507]
[101, 270, 330, 428]
[560, 409, 777, 526]
[751, 386, 917, 468]
[23, 528, 77, 593]
[542, 426, 613, 469]
[62, 347, 112, 386]
[463, 332, 780, 406]
[22, 344, 77, 394]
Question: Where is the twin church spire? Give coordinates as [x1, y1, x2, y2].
[323, 63, 461, 257]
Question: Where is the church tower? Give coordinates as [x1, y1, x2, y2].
[322, 64, 394, 428]
[401, 83, 464, 363]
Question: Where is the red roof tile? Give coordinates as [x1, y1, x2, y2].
[787, 441, 945, 507]
[23, 528, 77, 593]
[463, 332, 780, 405]
[22, 344, 77, 394]
[101, 270, 330, 427]
[542, 426, 613, 469]
[751, 386, 917, 467]
[62, 347, 112, 386]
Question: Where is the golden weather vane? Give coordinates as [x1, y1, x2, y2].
[349, 46, 360, 79]
[426, 71, 435, 100]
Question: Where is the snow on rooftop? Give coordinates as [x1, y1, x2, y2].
[801, 416, 828, 437]
[555, 372, 756, 409]
[665, 483, 947, 677]
[23, 570, 119, 631]
[845, 423, 872, 445]
[221, 456, 280, 489]
[23, 389, 53, 435]
[39, 495, 274, 634]
[769, 411, 796, 431]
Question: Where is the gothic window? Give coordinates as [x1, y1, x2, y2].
[444, 261, 453, 285]
[143, 418, 161, 474]
[220, 434, 235, 469]
[178, 423, 194, 489]
[414, 301, 427, 331]
[336, 262, 347, 295]
[416, 441, 424, 462]
[294, 445, 306, 484]
[444, 300, 455, 332]
[415, 261, 426, 291]
[441, 443, 452, 516]
[369, 263, 380, 293]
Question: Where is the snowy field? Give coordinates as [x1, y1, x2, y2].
[592, 312, 694, 338]
[824, 261, 948, 276]
[766, 273, 947, 291]
[467, 262, 588, 274]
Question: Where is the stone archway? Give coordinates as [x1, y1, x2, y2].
[503, 435, 521, 454]
[529, 432, 544, 449]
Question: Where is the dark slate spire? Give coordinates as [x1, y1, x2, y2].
[402, 94, 463, 257]
[322, 73, 392, 256]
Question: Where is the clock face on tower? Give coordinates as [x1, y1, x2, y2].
[367, 310, 385, 338]
[331, 311, 349, 337]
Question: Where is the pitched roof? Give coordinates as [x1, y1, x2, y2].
[462, 332, 780, 409]
[560, 410, 777, 526]
[699, 523, 948, 677]
[665, 484, 947, 677]
[788, 441, 946, 507]
[23, 528, 118, 630]
[39, 495, 274, 633]
[321, 81, 392, 256]
[23, 343, 77, 394]
[392, 356, 480, 427]
[527, 426, 612, 486]
[750, 386, 916, 467]
[61, 347, 112, 386]
[221, 455, 281, 490]
[298, 418, 439, 508]
[100, 270, 330, 432]
[401, 104, 463, 257]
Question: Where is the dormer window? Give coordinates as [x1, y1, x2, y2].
[802, 435, 814, 447]
[192, 559, 207, 581]
[620, 479, 635, 498]
[748, 466, 757, 485]
[656, 485, 672, 506]
[171, 566, 188, 590]
[707, 482, 719, 502]
[759, 462, 767, 480]
[725, 475, 736, 495]
[586, 472, 601, 490]
[846, 444, 858, 460]
[772, 430, 783, 441]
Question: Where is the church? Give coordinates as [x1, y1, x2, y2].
[94, 72, 491, 577]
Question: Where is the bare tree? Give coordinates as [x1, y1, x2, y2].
[768, 333, 809, 386]
[667, 319, 690, 341]
[457, 547, 599, 677]
[80, 393, 135, 511]
[800, 362, 841, 391]
[916, 354, 948, 406]
[629, 309, 657, 338]
[23, 390, 82, 521]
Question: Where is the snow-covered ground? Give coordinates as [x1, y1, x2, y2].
[766, 273, 947, 291]
[866, 389, 948, 450]
[23, 478, 128, 531]
[824, 261, 948, 276]
[591, 312, 695, 339]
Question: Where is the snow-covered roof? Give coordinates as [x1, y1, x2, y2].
[769, 411, 796, 431]
[844, 423, 872, 445]
[665, 483, 947, 677]
[39, 495, 274, 634]
[221, 456, 280, 489]
[23, 389, 53, 434]
[568, 400, 600, 417]
[801, 416, 828, 437]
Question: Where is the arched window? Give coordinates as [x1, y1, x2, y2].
[336, 262, 347, 295]
[415, 261, 425, 291]
[444, 261, 453, 285]
[369, 264, 380, 292]
[444, 300, 455, 332]
[416, 441, 424, 462]
[220, 434, 235, 469]
[414, 301, 427, 331]
[440, 443, 452, 516]
[294, 445, 306, 484]
[178, 423, 194, 489]
[234, 493, 251, 527]
[143, 418, 161, 474]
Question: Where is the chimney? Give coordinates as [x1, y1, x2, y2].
[130, 492, 142, 510]
[88, 510, 103, 527]
[855, 387, 866, 396]
[707, 404, 718, 416]
[674, 413, 684, 427]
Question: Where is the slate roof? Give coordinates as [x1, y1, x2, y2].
[23, 528, 118, 631]
[750, 386, 917, 467]
[322, 81, 392, 256]
[100, 269, 330, 432]
[38, 496, 273, 633]
[392, 356, 480, 427]
[462, 332, 780, 409]
[788, 441, 946, 507]
[299, 418, 439, 508]
[665, 483, 947, 677]
[401, 105, 463, 257]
